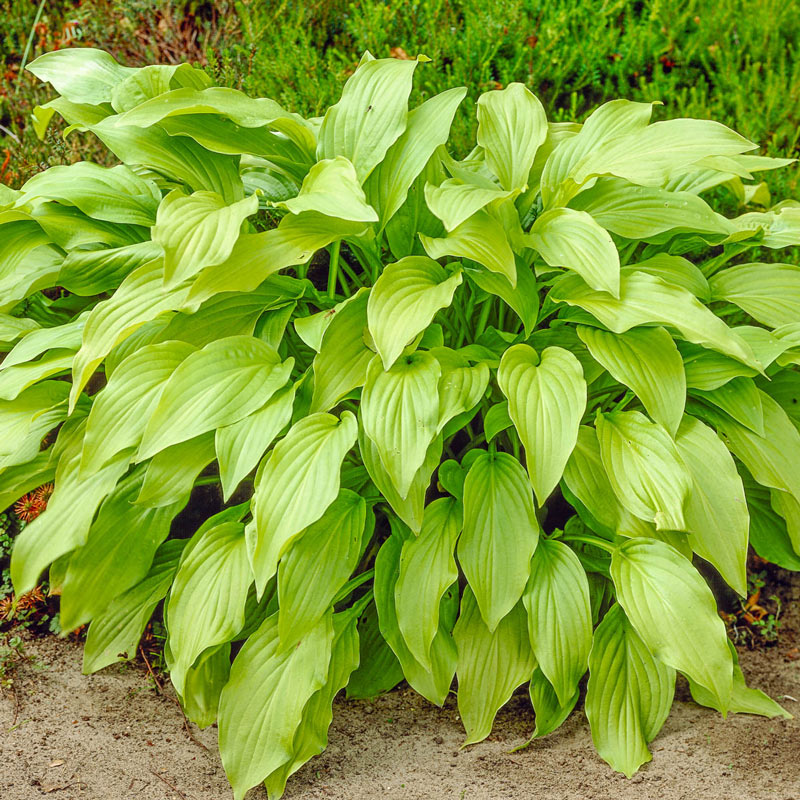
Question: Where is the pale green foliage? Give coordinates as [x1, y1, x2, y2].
[3, 48, 798, 798]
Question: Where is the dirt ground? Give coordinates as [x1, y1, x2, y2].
[2, 574, 799, 800]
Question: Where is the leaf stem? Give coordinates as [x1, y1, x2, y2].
[19, 0, 47, 74]
[327, 240, 341, 300]
[561, 533, 616, 554]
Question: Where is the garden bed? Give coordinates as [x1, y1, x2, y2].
[2, 571, 798, 800]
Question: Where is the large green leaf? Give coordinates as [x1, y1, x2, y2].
[420, 210, 516, 286]
[57, 241, 164, 296]
[585, 603, 675, 777]
[361, 351, 441, 498]
[395, 497, 461, 668]
[611, 538, 734, 711]
[218, 612, 334, 800]
[81, 340, 195, 474]
[498, 344, 586, 505]
[424, 178, 513, 232]
[578, 325, 686, 436]
[529, 208, 620, 297]
[692, 376, 764, 436]
[458, 451, 539, 631]
[523, 538, 592, 705]
[467, 262, 539, 336]
[137, 335, 292, 460]
[365, 87, 466, 226]
[152, 190, 258, 288]
[277, 490, 366, 646]
[476, 83, 547, 192]
[59, 469, 183, 630]
[433, 347, 490, 435]
[709, 263, 800, 327]
[317, 55, 418, 182]
[527, 667, 579, 740]
[368, 257, 462, 369]
[167, 520, 252, 695]
[249, 411, 358, 593]
[453, 588, 535, 745]
[216, 382, 297, 500]
[82, 540, 185, 673]
[0, 350, 75, 402]
[674, 416, 749, 595]
[596, 410, 691, 531]
[551, 270, 760, 370]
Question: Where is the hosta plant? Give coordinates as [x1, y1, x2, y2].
[3, 48, 800, 797]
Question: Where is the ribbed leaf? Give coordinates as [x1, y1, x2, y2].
[585, 603, 675, 777]
[578, 325, 686, 436]
[249, 412, 358, 593]
[692, 376, 764, 435]
[523, 539, 592, 705]
[420, 210, 516, 286]
[674, 416, 749, 595]
[528, 667, 579, 740]
[458, 451, 539, 631]
[425, 178, 513, 232]
[611, 538, 733, 711]
[278, 490, 366, 646]
[709, 262, 800, 327]
[395, 497, 461, 668]
[433, 347, 490, 435]
[551, 271, 760, 370]
[218, 612, 334, 800]
[368, 257, 462, 369]
[58, 240, 163, 296]
[361, 351, 441, 498]
[453, 588, 535, 745]
[477, 82, 547, 192]
[467, 263, 539, 336]
[529, 208, 620, 297]
[498, 344, 586, 505]
[317, 56, 418, 182]
[138, 335, 292, 460]
[596, 410, 691, 531]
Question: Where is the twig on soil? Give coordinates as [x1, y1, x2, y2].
[149, 769, 191, 800]
[139, 647, 164, 695]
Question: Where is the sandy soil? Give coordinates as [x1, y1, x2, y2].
[2, 575, 799, 800]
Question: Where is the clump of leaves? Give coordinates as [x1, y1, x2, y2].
[3, 48, 800, 797]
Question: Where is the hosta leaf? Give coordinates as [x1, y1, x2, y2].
[110, 62, 213, 112]
[263, 610, 361, 800]
[585, 603, 675, 778]
[709, 263, 800, 327]
[58, 240, 163, 296]
[317, 55, 418, 182]
[249, 412, 358, 593]
[688, 640, 790, 719]
[458, 451, 539, 631]
[365, 86, 466, 226]
[310, 288, 373, 412]
[578, 325, 686, 436]
[528, 208, 620, 297]
[467, 262, 539, 336]
[216, 382, 297, 501]
[346, 601, 404, 699]
[0, 350, 75, 401]
[0, 453, 55, 512]
[278, 156, 377, 222]
[692, 377, 764, 435]
[433, 348, 490, 435]
[596, 410, 691, 531]
[424, 178, 513, 232]
[81, 340, 195, 475]
[180, 643, 231, 729]
[0, 382, 70, 461]
[82, 540, 185, 674]
[483, 401, 513, 443]
[374, 528, 457, 706]
[60, 469, 183, 630]
[528, 668, 579, 740]
[453, 588, 535, 745]
[681, 344, 758, 391]
[18, 162, 161, 226]
[420, 210, 516, 287]
[551, 270, 760, 370]
[138, 336, 292, 460]
[569, 177, 729, 238]
[358, 424, 442, 533]
[498, 344, 586, 505]
[523, 539, 592, 705]
[278, 490, 366, 646]
[152, 190, 258, 288]
[611, 538, 733, 711]
[167, 521, 252, 695]
[27, 47, 135, 104]
[476, 82, 547, 192]
[395, 497, 461, 668]
[218, 612, 334, 800]
[136, 433, 216, 507]
[368, 257, 462, 369]
[361, 352, 441, 498]
[630, 254, 710, 301]
[70, 256, 191, 406]
[674, 416, 748, 595]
